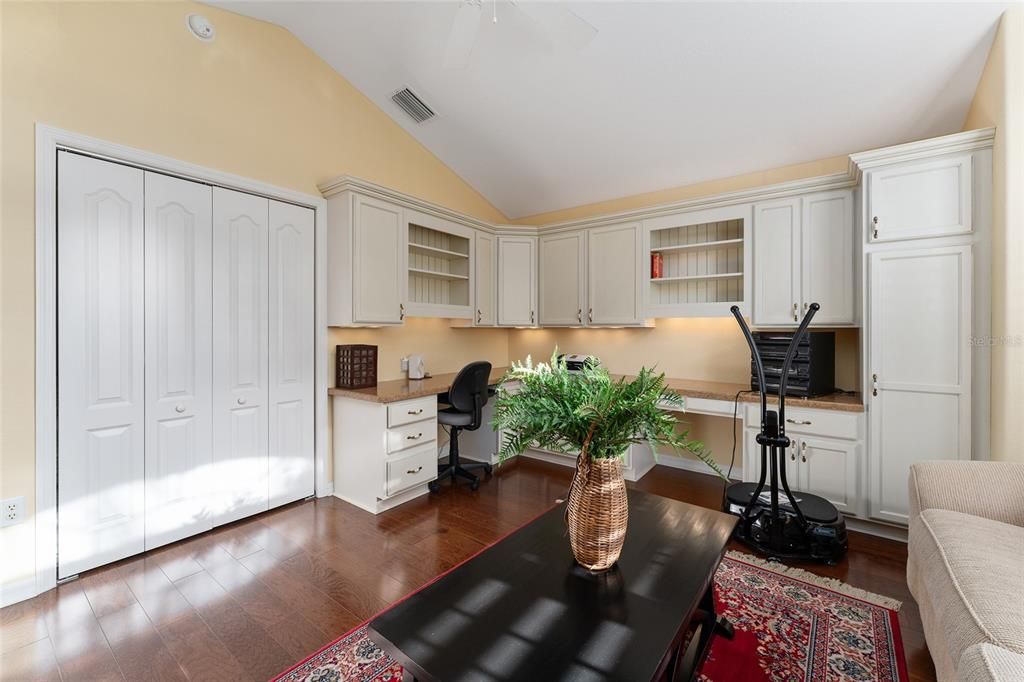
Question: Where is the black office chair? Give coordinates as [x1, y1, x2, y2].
[429, 361, 494, 492]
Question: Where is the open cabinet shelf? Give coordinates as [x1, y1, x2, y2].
[645, 209, 750, 316]
[406, 220, 473, 318]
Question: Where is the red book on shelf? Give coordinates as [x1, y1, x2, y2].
[651, 252, 664, 279]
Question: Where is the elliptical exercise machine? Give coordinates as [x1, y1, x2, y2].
[723, 303, 848, 565]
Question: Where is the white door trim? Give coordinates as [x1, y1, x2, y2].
[33, 124, 330, 603]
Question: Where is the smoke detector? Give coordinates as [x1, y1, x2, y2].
[186, 14, 215, 42]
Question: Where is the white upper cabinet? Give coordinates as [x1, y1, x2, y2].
[326, 191, 406, 326]
[753, 198, 801, 326]
[588, 223, 643, 326]
[867, 154, 972, 243]
[802, 190, 855, 325]
[474, 231, 496, 326]
[539, 231, 586, 326]
[497, 236, 537, 326]
[753, 191, 855, 327]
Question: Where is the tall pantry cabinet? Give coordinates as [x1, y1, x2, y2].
[854, 136, 991, 526]
[56, 152, 315, 578]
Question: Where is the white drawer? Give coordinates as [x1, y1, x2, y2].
[385, 444, 437, 497]
[387, 419, 436, 453]
[743, 404, 862, 441]
[388, 397, 437, 428]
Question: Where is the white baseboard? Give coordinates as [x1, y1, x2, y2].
[1, 576, 39, 608]
[844, 516, 908, 543]
[657, 455, 742, 481]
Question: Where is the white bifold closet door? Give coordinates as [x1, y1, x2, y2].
[58, 153, 314, 578]
[58, 153, 147, 578]
[267, 201, 316, 508]
[210, 188, 315, 525]
[144, 172, 213, 550]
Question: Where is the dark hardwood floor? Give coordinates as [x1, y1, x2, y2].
[0, 459, 935, 681]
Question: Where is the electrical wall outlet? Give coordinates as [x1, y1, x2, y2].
[1, 496, 25, 527]
[400, 357, 409, 372]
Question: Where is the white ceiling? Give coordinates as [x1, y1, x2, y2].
[213, 1, 1008, 219]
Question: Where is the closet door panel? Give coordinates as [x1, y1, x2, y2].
[144, 173, 214, 550]
[212, 188, 270, 526]
[269, 201, 315, 507]
[57, 152, 146, 578]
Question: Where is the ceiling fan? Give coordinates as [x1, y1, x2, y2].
[443, 0, 598, 68]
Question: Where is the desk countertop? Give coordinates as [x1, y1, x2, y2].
[328, 367, 864, 412]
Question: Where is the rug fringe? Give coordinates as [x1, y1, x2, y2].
[725, 550, 903, 611]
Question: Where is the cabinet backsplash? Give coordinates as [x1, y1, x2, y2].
[328, 317, 860, 393]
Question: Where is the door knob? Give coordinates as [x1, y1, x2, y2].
[237, 397, 247, 405]
[175, 404, 186, 413]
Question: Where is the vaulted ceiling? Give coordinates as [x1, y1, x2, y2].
[213, 1, 1007, 219]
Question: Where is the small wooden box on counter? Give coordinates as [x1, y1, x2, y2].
[336, 344, 377, 389]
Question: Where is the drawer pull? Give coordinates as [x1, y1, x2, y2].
[406, 466, 423, 475]
[407, 408, 424, 415]
[785, 418, 812, 425]
[406, 433, 423, 440]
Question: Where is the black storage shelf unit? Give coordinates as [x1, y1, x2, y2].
[750, 331, 835, 398]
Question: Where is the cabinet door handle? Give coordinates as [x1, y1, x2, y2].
[577, 308, 582, 324]
[237, 398, 247, 405]
[407, 408, 423, 415]
[588, 308, 594, 324]
[790, 447, 796, 462]
[406, 432, 423, 440]
[872, 373, 879, 397]
[792, 303, 798, 322]
[530, 310, 534, 324]
[786, 418, 812, 426]
[872, 216, 879, 239]
[400, 303, 405, 321]
[803, 302, 808, 313]
[800, 441, 807, 463]
[406, 466, 423, 475]
[175, 404, 186, 413]
[477, 309, 482, 324]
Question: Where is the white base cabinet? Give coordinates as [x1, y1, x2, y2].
[743, 405, 863, 517]
[332, 396, 439, 514]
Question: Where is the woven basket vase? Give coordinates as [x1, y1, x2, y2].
[566, 454, 628, 572]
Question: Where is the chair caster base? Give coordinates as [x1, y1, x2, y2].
[428, 480, 440, 494]
[470, 478, 480, 491]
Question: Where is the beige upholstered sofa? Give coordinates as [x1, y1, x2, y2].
[907, 461, 1024, 681]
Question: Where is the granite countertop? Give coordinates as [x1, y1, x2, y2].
[329, 367, 864, 412]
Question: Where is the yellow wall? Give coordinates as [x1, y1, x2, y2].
[514, 156, 850, 226]
[0, 1, 510, 597]
[963, 8, 1024, 464]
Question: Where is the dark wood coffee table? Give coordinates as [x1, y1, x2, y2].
[368, 489, 737, 681]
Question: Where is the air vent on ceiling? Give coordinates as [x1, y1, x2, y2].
[391, 87, 436, 124]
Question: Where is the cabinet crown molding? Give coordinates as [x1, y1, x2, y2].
[848, 127, 995, 179]
[320, 127, 994, 238]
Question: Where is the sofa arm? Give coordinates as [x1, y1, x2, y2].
[909, 461, 1024, 528]
[959, 643, 1024, 682]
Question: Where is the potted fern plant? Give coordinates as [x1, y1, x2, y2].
[493, 353, 726, 572]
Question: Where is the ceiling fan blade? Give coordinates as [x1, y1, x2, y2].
[513, 2, 598, 51]
[444, 0, 483, 69]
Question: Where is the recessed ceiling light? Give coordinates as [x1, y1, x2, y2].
[186, 14, 215, 42]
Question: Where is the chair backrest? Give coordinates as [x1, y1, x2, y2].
[447, 361, 493, 427]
